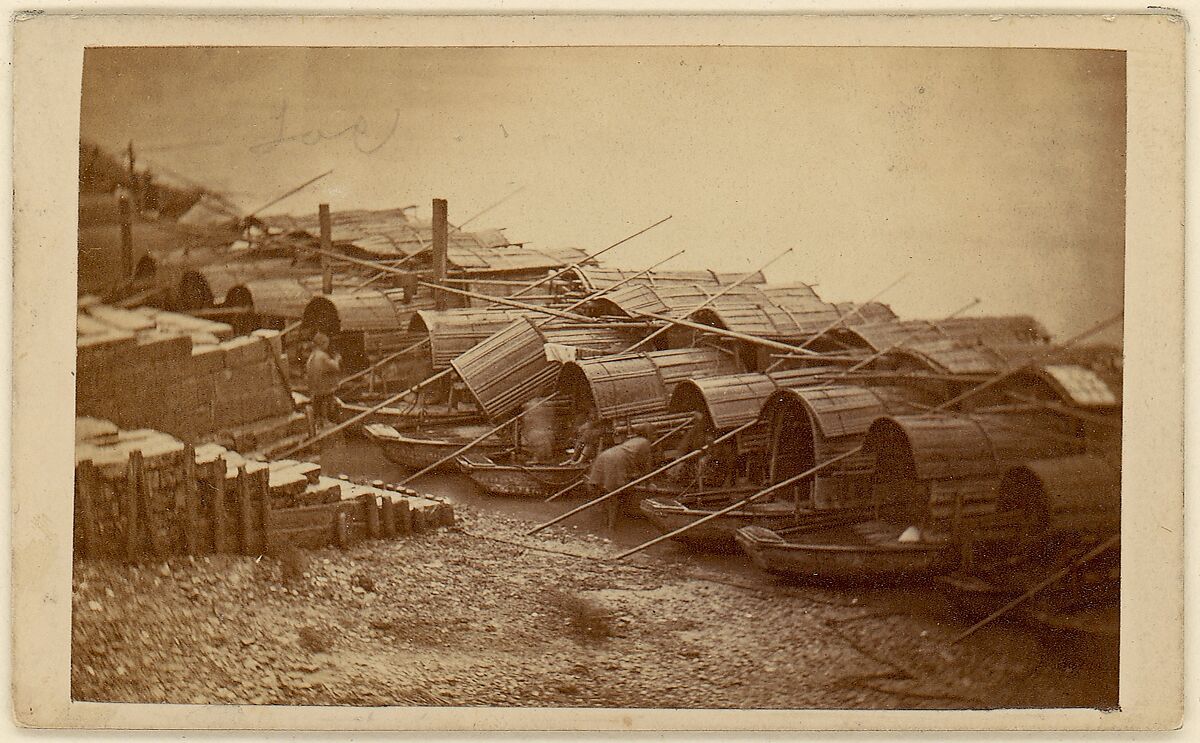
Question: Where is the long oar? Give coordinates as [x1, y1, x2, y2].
[245, 169, 334, 219]
[394, 251, 690, 482]
[527, 419, 759, 534]
[276, 368, 453, 458]
[809, 298, 983, 385]
[932, 312, 1124, 412]
[328, 248, 679, 401]
[622, 248, 793, 354]
[543, 413, 697, 503]
[533, 252, 794, 510]
[456, 185, 526, 230]
[526, 298, 985, 535]
[613, 448, 864, 559]
[763, 273, 909, 373]
[305, 246, 598, 323]
[398, 397, 551, 485]
[612, 309, 1125, 558]
[950, 533, 1120, 644]
[633, 309, 823, 358]
[508, 216, 673, 300]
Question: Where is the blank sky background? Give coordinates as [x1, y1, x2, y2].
[81, 46, 1125, 341]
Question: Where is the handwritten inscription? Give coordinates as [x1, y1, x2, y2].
[250, 101, 400, 155]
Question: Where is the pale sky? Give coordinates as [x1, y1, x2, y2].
[81, 46, 1125, 341]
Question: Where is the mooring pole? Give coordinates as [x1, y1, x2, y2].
[118, 195, 134, 279]
[319, 203, 333, 295]
[432, 198, 449, 311]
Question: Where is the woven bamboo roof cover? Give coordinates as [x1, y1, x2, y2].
[265, 208, 590, 272]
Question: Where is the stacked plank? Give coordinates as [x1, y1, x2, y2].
[76, 300, 300, 449]
[74, 419, 453, 562]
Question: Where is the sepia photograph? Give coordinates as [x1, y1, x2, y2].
[8, 11, 1187, 733]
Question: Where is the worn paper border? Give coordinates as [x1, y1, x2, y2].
[10, 12, 1185, 732]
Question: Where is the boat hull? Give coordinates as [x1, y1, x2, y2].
[364, 424, 505, 472]
[735, 524, 961, 582]
[639, 496, 796, 548]
[459, 460, 589, 498]
[338, 399, 481, 430]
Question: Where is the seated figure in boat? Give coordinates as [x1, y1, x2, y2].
[561, 413, 607, 466]
[589, 423, 655, 529]
[520, 396, 558, 463]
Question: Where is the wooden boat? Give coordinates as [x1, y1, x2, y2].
[936, 537, 1120, 627]
[637, 492, 795, 548]
[456, 453, 589, 498]
[363, 423, 507, 472]
[735, 520, 961, 582]
[337, 398, 481, 430]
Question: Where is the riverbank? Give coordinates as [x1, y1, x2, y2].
[72, 499, 1116, 709]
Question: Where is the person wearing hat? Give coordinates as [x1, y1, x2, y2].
[588, 423, 655, 529]
[305, 332, 341, 425]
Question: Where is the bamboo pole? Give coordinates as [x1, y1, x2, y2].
[633, 310, 823, 357]
[527, 419, 760, 535]
[542, 413, 698, 503]
[506, 215, 673, 300]
[763, 273, 909, 373]
[276, 368, 454, 458]
[456, 185, 526, 230]
[621, 248, 793, 355]
[395, 252, 690, 484]
[525, 298, 985, 536]
[610, 306, 1121, 558]
[950, 533, 1120, 643]
[337, 337, 432, 389]
[931, 312, 1124, 412]
[303, 244, 682, 325]
[612, 448, 864, 559]
[397, 400, 546, 485]
[244, 169, 333, 219]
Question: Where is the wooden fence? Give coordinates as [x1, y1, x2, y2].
[73, 443, 453, 562]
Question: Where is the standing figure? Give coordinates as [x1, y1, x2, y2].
[588, 423, 655, 529]
[305, 332, 341, 426]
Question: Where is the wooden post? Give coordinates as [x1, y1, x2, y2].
[212, 468, 228, 553]
[118, 196, 134, 279]
[395, 498, 412, 536]
[319, 203, 333, 295]
[144, 466, 165, 558]
[380, 496, 397, 538]
[237, 467, 256, 555]
[432, 198, 448, 311]
[255, 467, 271, 555]
[439, 502, 455, 528]
[181, 445, 199, 555]
[361, 493, 381, 539]
[334, 511, 350, 549]
[259, 468, 273, 554]
[75, 461, 100, 560]
[124, 451, 143, 562]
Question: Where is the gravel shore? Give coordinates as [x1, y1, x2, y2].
[72, 504, 1117, 709]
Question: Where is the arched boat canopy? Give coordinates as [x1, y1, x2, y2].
[570, 267, 765, 292]
[408, 308, 534, 370]
[667, 367, 831, 432]
[452, 317, 647, 420]
[557, 347, 743, 424]
[669, 373, 777, 431]
[862, 412, 1084, 482]
[995, 455, 1120, 532]
[226, 277, 318, 321]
